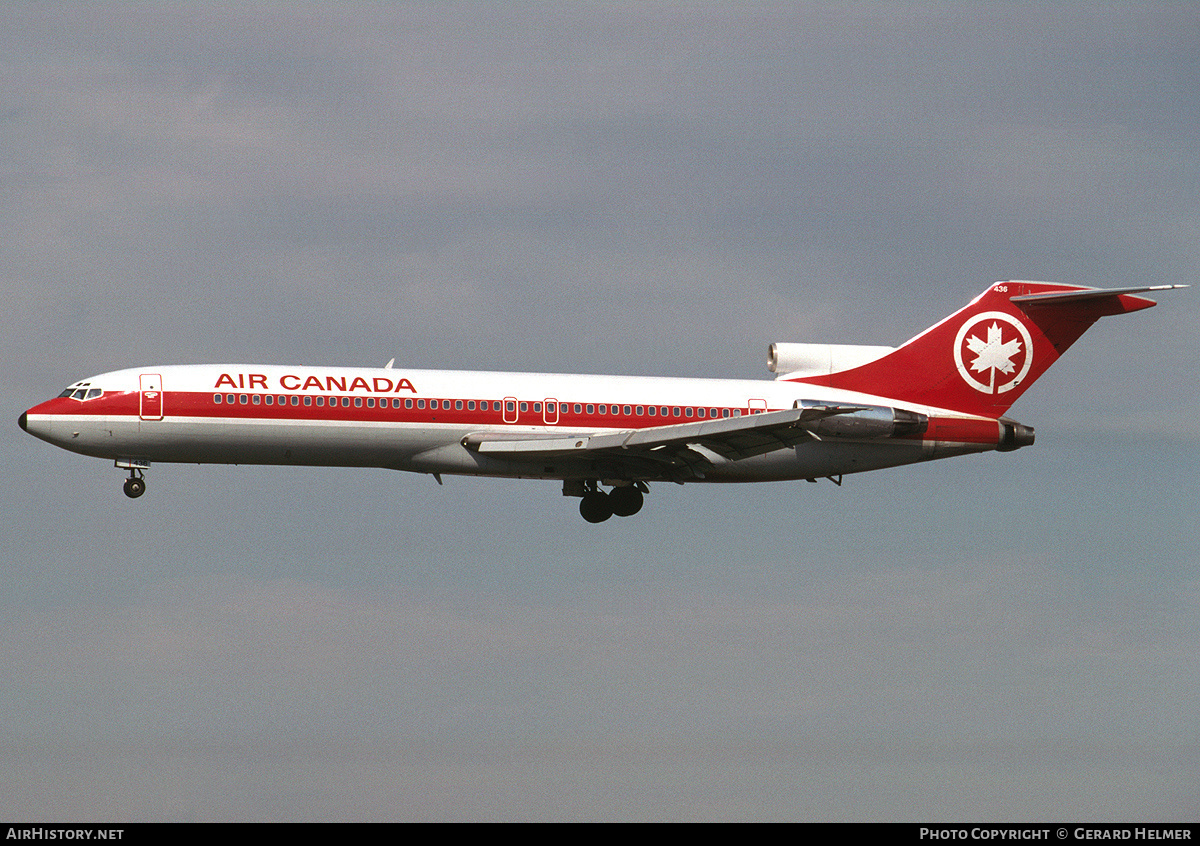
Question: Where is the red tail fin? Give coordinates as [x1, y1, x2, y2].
[787, 281, 1180, 417]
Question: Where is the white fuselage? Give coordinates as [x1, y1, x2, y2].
[21, 363, 1005, 485]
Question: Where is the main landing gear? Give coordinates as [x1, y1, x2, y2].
[575, 481, 647, 523]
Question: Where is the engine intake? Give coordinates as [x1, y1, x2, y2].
[768, 342, 895, 378]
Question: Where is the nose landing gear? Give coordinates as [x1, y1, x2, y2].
[116, 459, 150, 499]
[123, 471, 146, 498]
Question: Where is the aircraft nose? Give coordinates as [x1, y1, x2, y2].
[18, 411, 27, 432]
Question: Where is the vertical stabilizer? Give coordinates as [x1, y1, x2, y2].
[785, 281, 1182, 417]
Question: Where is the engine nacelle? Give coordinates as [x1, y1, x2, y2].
[802, 402, 929, 440]
[768, 342, 894, 378]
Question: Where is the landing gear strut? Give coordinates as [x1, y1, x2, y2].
[123, 470, 146, 499]
[574, 481, 647, 523]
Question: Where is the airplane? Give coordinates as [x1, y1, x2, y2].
[19, 280, 1185, 522]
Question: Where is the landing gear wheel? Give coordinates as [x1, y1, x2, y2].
[123, 477, 146, 498]
[579, 491, 613, 523]
[609, 486, 644, 517]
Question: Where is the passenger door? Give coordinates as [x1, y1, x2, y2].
[139, 374, 164, 421]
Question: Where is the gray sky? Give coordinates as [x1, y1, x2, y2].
[2, 1, 1198, 821]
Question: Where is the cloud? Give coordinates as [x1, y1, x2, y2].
[2, 563, 1198, 819]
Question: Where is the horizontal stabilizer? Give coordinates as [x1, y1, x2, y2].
[1010, 284, 1187, 306]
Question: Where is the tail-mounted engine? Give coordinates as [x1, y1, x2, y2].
[799, 400, 929, 440]
[768, 342, 895, 379]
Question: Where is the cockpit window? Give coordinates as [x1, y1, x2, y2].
[59, 382, 102, 401]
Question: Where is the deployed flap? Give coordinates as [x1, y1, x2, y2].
[461, 405, 855, 474]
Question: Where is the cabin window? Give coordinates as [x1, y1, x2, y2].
[648, 406, 656, 416]
[355, 397, 363, 408]
[213, 394, 222, 404]
[239, 395, 248, 404]
[405, 399, 413, 409]
[586, 404, 594, 414]
[342, 397, 350, 407]
[635, 406, 644, 416]
[303, 396, 311, 406]
[685, 407, 693, 418]
[316, 396, 324, 407]
[673, 407, 681, 417]
[264, 395, 274, 405]
[623, 405, 631, 415]
[599, 405, 607, 415]
[533, 402, 541, 413]
[252, 395, 260, 404]
[520, 402, 528, 412]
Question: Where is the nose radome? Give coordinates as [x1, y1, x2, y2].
[18, 411, 27, 431]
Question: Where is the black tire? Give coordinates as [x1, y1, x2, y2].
[579, 491, 612, 523]
[609, 486, 644, 517]
[123, 477, 146, 498]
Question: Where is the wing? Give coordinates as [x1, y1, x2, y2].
[461, 405, 856, 481]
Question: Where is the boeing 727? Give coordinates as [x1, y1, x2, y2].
[19, 281, 1184, 521]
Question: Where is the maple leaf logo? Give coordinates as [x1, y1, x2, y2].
[965, 322, 1022, 389]
[953, 312, 1034, 395]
